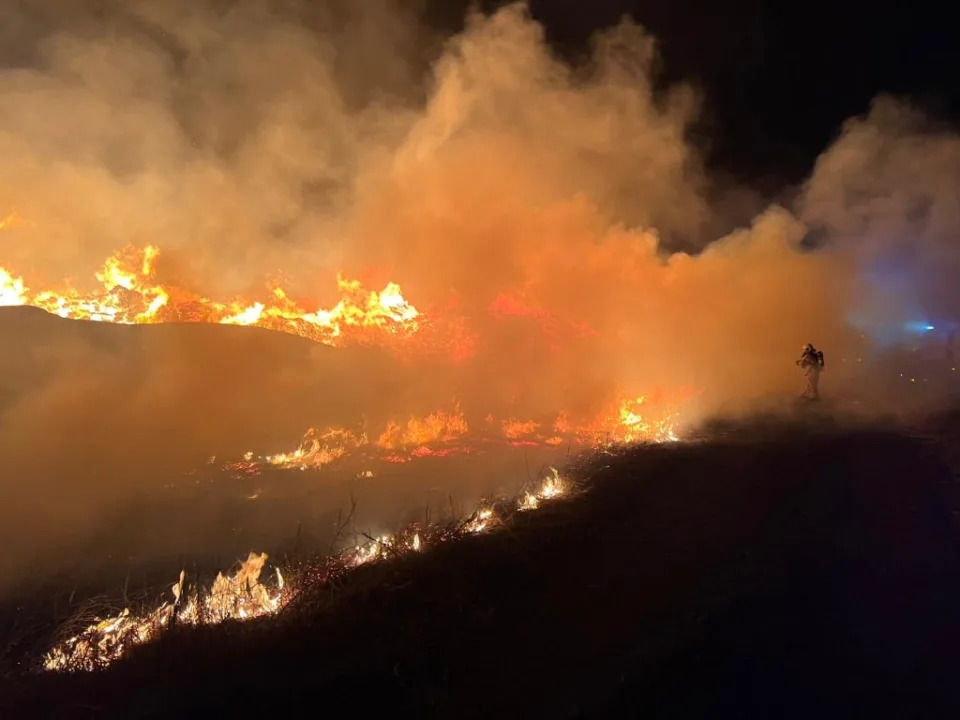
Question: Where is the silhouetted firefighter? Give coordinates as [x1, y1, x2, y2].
[797, 343, 825, 400]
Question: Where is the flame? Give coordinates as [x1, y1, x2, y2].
[17, 243, 690, 672]
[23, 246, 171, 324]
[1, 245, 694, 441]
[377, 405, 469, 450]
[228, 391, 683, 477]
[519, 493, 540, 511]
[1, 246, 423, 350]
[1, 267, 27, 306]
[221, 302, 265, 326]
[44, 465, 576, 672]
[218, 274, 422, 347]
[463, 507, 496, 534]
[502, 418, 540, 439]
[539, 467, 564, 498]
[264, 428, 367, 470]
[44, 552, 284, 672]
[518, 467, 566, 511]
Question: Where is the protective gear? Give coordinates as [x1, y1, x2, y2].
[796, 344, 825, 400]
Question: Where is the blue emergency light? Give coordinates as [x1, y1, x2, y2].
[904, 321, 936, 334]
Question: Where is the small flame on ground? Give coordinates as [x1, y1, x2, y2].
[518, 467, 565, 512]
[234, 394, 684, 476]
[464, 508, 496, 534]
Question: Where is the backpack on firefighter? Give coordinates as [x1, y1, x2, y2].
[799, 343, 824, 369]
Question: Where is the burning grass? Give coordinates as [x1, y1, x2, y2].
[42, 466, 579, 672]
[1, 247, 689, 674]
[43, 554, 286, 673]
[34, 373, 685, 673]
[0, 246, 428, 352]
[11, 417, 960, 717]
[230, 394, 685, 474]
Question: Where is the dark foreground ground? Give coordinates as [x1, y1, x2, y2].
[6, 410, 960, 718]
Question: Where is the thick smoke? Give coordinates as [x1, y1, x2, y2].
[0, 1, 957, 585]
[342, 4, 855, 417]
[800, 95, 960, 330]
[0, 0, 431, 292]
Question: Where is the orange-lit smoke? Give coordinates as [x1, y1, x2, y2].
[1, 1, 958, 584]
[0, 2, 859, 418]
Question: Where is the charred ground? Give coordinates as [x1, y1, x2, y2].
[5, 410, 960, 718]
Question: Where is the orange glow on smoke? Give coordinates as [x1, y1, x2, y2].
[1, 244, 694, 454]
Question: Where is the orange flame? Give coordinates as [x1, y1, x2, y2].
[45, 465, 576, 673]
[377, 405, 469, 450]
[0, 267, 27, 306]
[1, 246, 424, 350]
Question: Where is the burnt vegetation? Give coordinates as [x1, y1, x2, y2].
[5, 410, 960, 717]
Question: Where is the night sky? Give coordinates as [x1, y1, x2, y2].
[426, 0, 959, 186]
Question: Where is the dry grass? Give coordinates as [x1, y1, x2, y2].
[5, 412, 960, 716]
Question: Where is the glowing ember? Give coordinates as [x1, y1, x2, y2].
[347, 534, 395, 567]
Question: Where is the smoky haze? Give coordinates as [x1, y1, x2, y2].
[1, 1, 958, 585]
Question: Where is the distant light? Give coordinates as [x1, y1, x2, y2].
[904, 321, 937, 334]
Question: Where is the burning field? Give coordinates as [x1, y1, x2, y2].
[41, 464, 571, 673]
[0, 290, 685, 674]
[3, 0, 960, 705]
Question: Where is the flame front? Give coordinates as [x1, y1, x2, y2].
[17, 244, 688, 672]
[44, 552, 285, 672]
[241, 393, 683, 473]
[44, 467, 575, 673]
[0, 246, 423, 350]
[0, 245, 696, 440]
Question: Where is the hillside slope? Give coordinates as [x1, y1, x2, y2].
[5, 417, 960, 718]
